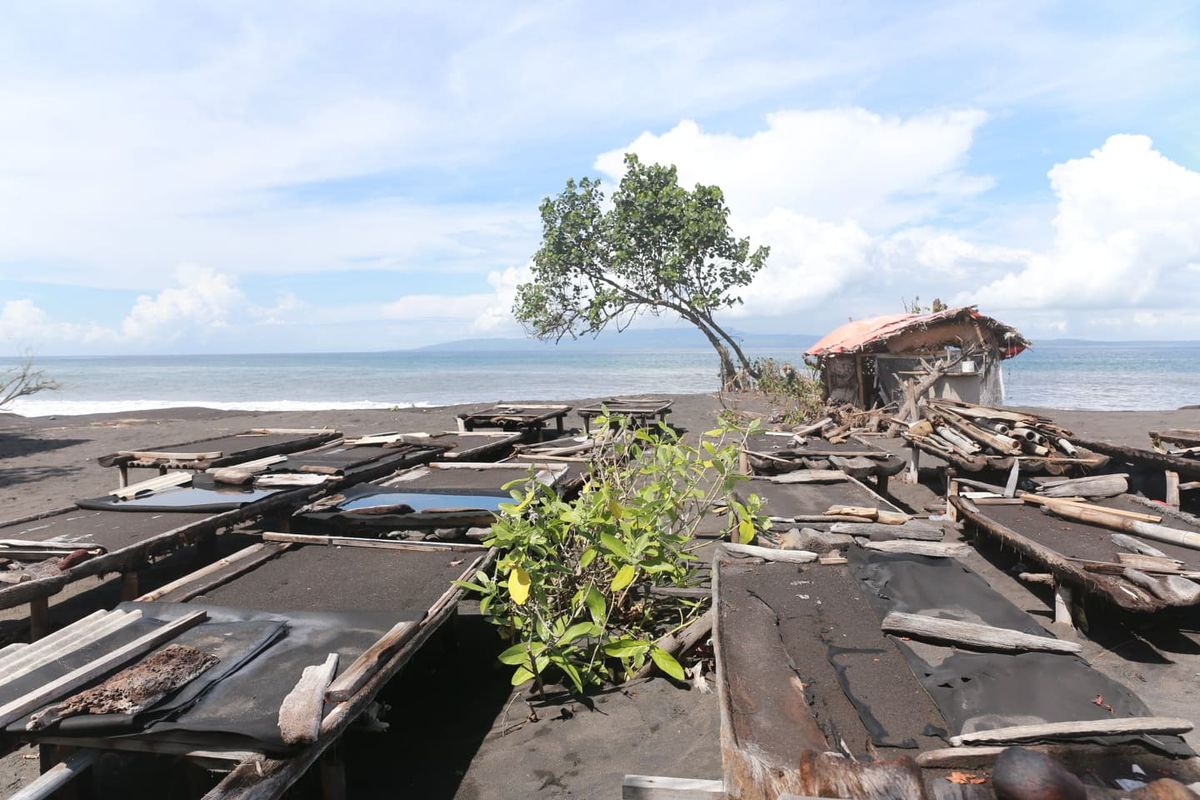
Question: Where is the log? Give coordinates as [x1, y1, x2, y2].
[622, 775, 724, 799]
[1111, 533, 1168, 559]
[1042, 503, 1200, 551]
[880, 611, 1081, 654]
[7, 749, 100, 800]
[1021, 495, 1161, 523]
[279, 653, 339, 746]
[632, 610, 713, 681]
[1037, 474, 1128, 499]
[792, 417, 833, 437]
[0, 610, 207, 729]
[718, 543, 818, 564]
[949, 717, 1193, 747]
[935, 426, 982, 455]
[759, 470, 848, 484]
[118, 450, 224, 461]
[858, 540, 968, 558]
[28, 643, 219, 730]
[940, 413, 1022, 454]
[1122, 569, 1200, 606]
[827, 521, 944, 541]
[825, 505, 877, 520]
[108, 471, 192, 499]
[827, 455, 877, 480]
[324, 622, 419, 702]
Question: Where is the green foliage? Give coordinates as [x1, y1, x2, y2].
[458, 416, 769, 692]
[902, 296, 948, 315]
[513, 154, 769, 386]
[752, 357, 826, 425]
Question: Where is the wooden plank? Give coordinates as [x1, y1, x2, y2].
[7, 749, 100, 800]
[718, 543, 818, 563]
[757, 470, 848, 484]
[622, 774, 725, 799]
[279, 653, 339, 746]
[949, 717, 1193, 747]
[1166, 470, 1181, 508]
[0, 610, 207, 729]
[259, 532, 486, 552]
[0, 611, 142, 689]
[108, 471, 192, 500]
[136, 543, 285, 602]
[118, 450, 224, 461]
[880, 612, 1081, 654]
[858, 540, 968, 558]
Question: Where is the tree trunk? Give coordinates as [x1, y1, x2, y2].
[684, 312, 739, 388]
[702, 313, 758, 382]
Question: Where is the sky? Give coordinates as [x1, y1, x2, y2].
[2, 1, 1199, 355]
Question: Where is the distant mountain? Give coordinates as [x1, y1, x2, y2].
[411, 327, 820, 353]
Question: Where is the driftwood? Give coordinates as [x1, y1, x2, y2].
[827, 521, 944, 541]
[632, 610, 713, 681]
[1041, 503, 1200, 551]
[28, 644, 218, 730]
[858, 540, 967, 558]
[1122, 569, 1200, 605]
[880, 611, 1081, 654]
[1111, 533, 1169, 558]
[278, 653, 339, 746]
[719, 542, 818, 564]
[1037, 474, 1128, 499]
[949, 717, 1193, 747]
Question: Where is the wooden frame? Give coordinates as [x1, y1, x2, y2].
[98, 429, 342, 488]
[576, 398, 672, 433]
[456, 403, 571, 434]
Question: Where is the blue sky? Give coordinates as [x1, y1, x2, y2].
[2, 1, 1199, 354]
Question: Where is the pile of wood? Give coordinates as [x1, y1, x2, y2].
[902, 400, 1108, 473]
[1151, 429, 1200, 461]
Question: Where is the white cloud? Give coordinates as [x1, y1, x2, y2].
[120, 266, 242, 340]
[973, 135, 1200, 309]
[0, 299, 109, 346]
[383, 293, 495, 322]
[596, 110, 991, 228]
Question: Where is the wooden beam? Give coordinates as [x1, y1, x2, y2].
[718, 543, 818, 564]
[0, 611, 143, 689]
[622, 775, 725, 799]
[0, 610, 207, 729]
[137, 543, 286, 602]
[7, 749, 99, 800]
[858, 540, 967, 558]
[880, 612, 1081, 654]
[949, 717, 1193, 747]
[259, 532, 486, 552]
[1166, 470, 1181, 508]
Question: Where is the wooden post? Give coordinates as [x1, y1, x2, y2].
[319, 751, 347, 800]
[1054, 583, 1074, 628]
[120, 570, 140, 601]
[875, 473, 889, 496]
[905, 443, 919, 484]
[158, 466, 169, 476]
[117, 464, 129, 489]
[1166, 470, 1181, 508]
[946, 479, 960, 522]
[29, 597, 50, 641]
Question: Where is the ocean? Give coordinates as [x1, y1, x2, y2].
[3, 342, 1199, 416]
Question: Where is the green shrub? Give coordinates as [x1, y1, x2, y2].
[457, 417, 768, 692]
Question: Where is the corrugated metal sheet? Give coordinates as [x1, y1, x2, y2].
[805, 306, 1029, 359]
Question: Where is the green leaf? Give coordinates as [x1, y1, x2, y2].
[585, 586, 606, 625]
[498, 641, 545, 665]
[599, 532, 629, 560]
[511, 665, 535, 686]
[650, 646, 686, 681]
[610, 564, 636, 591]
[559, 621, 597, 645]
[451, 579, 485, 593]
[603, 638, 649, 658]
[737, 518, 755, 544]
[579, 546, 597, 569]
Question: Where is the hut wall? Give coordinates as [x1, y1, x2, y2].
[822, 355, 861, 405]
[883, 319, 1000, 356]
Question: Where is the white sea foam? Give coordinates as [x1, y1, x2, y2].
[7, 398, 432, 417]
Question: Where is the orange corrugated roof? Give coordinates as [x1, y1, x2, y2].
[805, 306, 1029, 359]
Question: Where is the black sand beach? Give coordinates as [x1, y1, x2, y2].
[3, 395, 1200, 798]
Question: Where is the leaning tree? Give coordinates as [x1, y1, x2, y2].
[513, 154, 769, 389]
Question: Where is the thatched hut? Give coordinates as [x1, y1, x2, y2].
[804, 306, 1029, 409]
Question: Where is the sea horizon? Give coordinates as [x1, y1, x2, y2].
[4, 339, 1200, 416]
